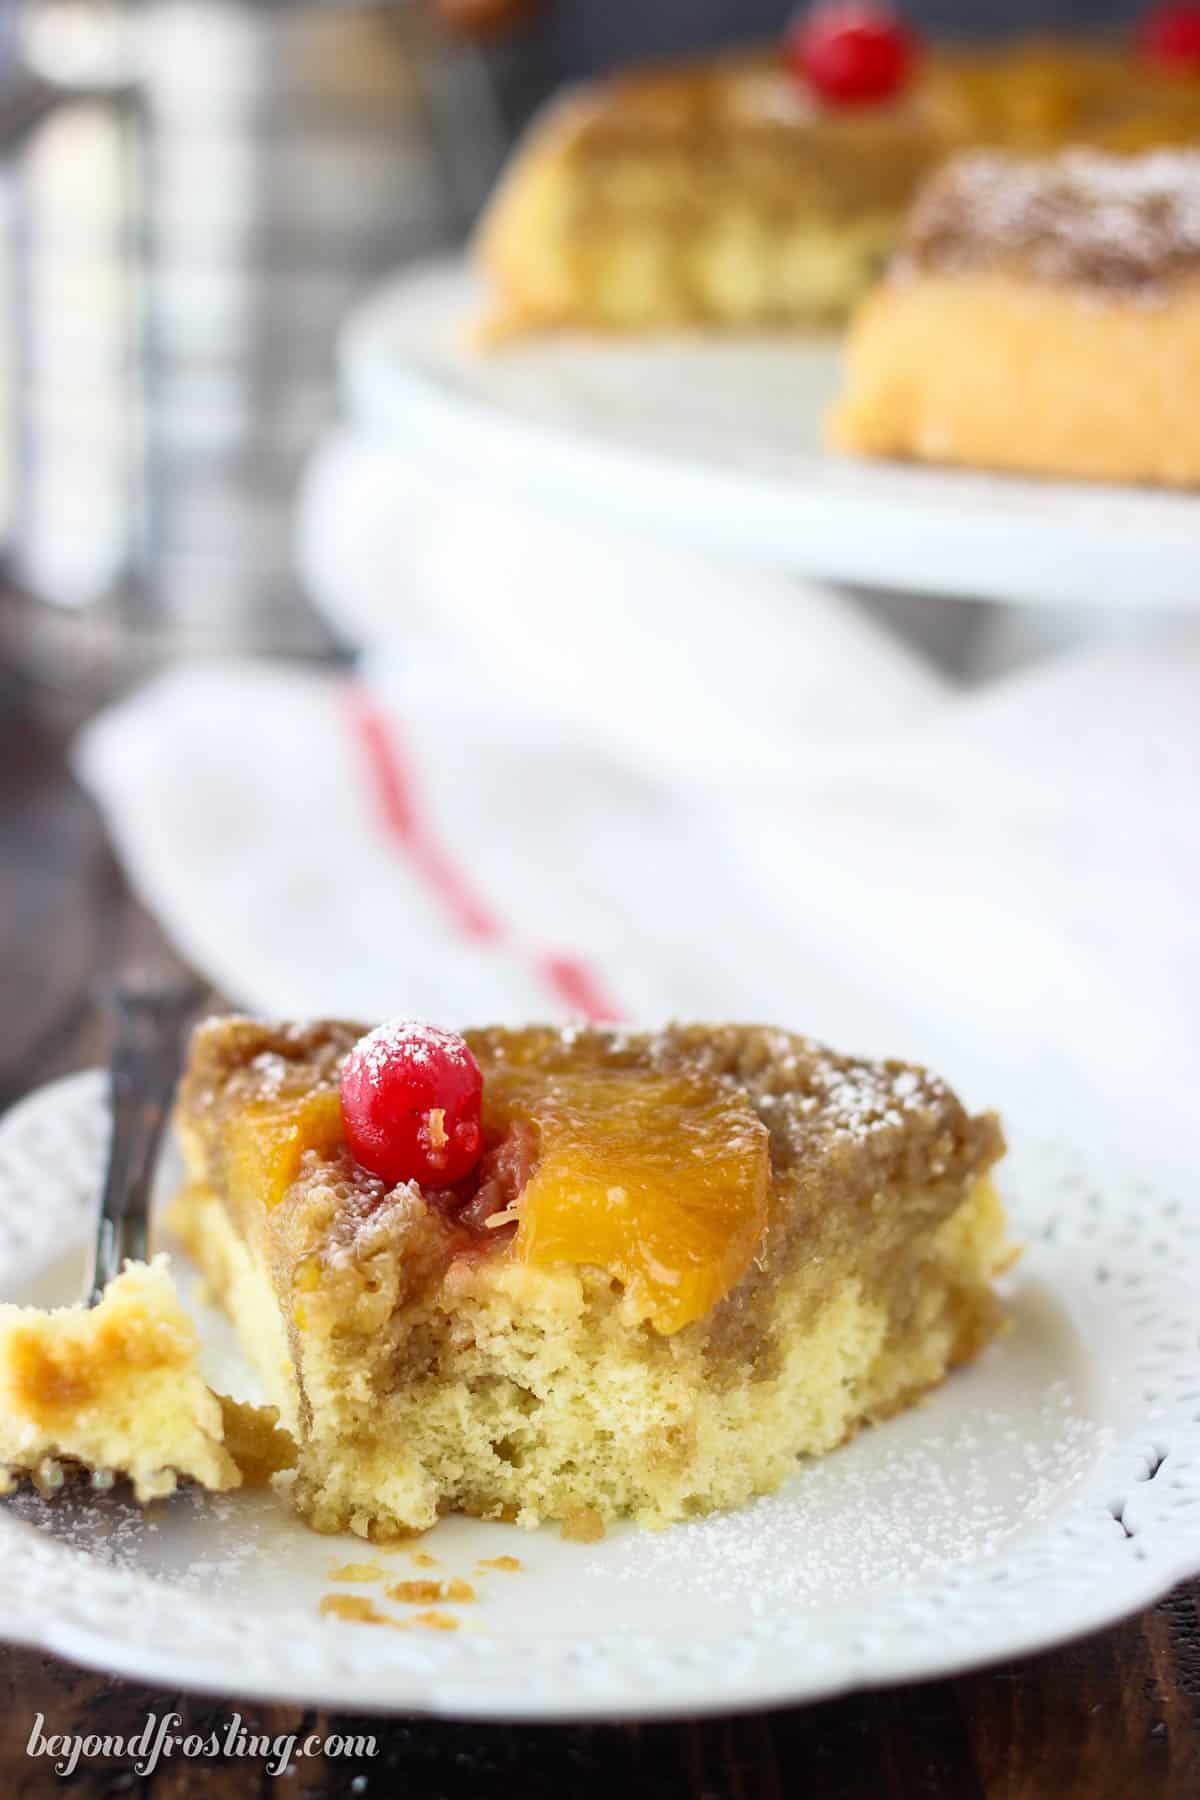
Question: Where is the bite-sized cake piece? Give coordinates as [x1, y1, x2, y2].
[172, 1015, 1011, 1538]
[0, 1258, 293, 1502]
[475, 18, 1200, 336]
[829, 148, 1200, 486]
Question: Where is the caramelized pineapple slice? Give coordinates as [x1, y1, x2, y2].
[213, 1038, 771, 1334]
[508, 1070, 770, 1334]
[226, 1089, 345, 1214]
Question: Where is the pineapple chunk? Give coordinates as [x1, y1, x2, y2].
[508, 1069, 769, 1333]
[226, 1089, 345, 1213]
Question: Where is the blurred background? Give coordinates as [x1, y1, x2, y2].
[0, 0, 544, 671]
[1, 0, 1195, 1144]
[0, 0, 1162, 684]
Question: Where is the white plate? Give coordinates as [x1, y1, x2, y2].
[340, 261, 1200, 613]
[1, 1070, 1199, 1719]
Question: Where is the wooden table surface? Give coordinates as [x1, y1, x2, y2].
[1, 659, 1198, 1800]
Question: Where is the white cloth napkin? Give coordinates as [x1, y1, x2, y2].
[75, 607, 1200, 1152]
[295, 429, 949, 783]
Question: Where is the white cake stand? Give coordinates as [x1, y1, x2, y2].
[339, 259, 1199, 613]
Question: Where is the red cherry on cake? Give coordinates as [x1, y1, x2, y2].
[786, 3, 918, 106]
[340, 1021, 484, 1187]
[1140, 3, 1200, 70]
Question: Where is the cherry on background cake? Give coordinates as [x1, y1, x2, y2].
[828, 146, 1200, 486]
[475, 4, 1200, 335]
[171, 1015, 1012, 1539]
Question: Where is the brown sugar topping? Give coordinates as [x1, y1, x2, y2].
[8, 1329, 98, 1417]
[179, 1017, 1002, 1338]
[7, 1306, 193, 1427]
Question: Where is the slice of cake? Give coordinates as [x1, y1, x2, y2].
[0, 1258, 272, 1502]
[476, 46, 945, 333]
[474, 16, 1200, 336]
[171, 1016, 1011, 1538]
[828, 148, 1200, 486]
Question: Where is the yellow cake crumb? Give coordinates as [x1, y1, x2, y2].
[328, 1561, 385, 1583]
[364, 1519, 422, 1546]
[386, 1579, 443, 1604]
[319, 1594, 397, 1626]
[386, 1576, 477, 1604]
[216, 1396, 296, 1485]
[560, 1506, 606, 1544]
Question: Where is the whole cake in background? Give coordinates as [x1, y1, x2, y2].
[475, 3, 1200, 335]
[171, 1015, 1012, 1539]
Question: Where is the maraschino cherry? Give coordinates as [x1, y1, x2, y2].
[1140, 3, 1200, 71]
[786, 3, 919, 106]
[340, 1021, 484, 1187]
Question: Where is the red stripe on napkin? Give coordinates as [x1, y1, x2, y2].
[345, 684, 624, 1024]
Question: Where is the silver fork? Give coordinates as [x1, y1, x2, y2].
[85, 979, 203, 1307]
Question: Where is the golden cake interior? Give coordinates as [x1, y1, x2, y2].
[476, 38, 1200, 333]
[172, 1018, 1011, 1539]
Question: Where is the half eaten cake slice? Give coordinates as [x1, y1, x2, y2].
[172, 1017, 1012, 1537]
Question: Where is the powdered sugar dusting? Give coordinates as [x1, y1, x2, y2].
[355, 1020, 478, 1081]
[808, 1052, 945, 1144]
[3, 1482, 269, 1590]
[585, 1380, 1111, 1607]
[907, 149, 1200, 291]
